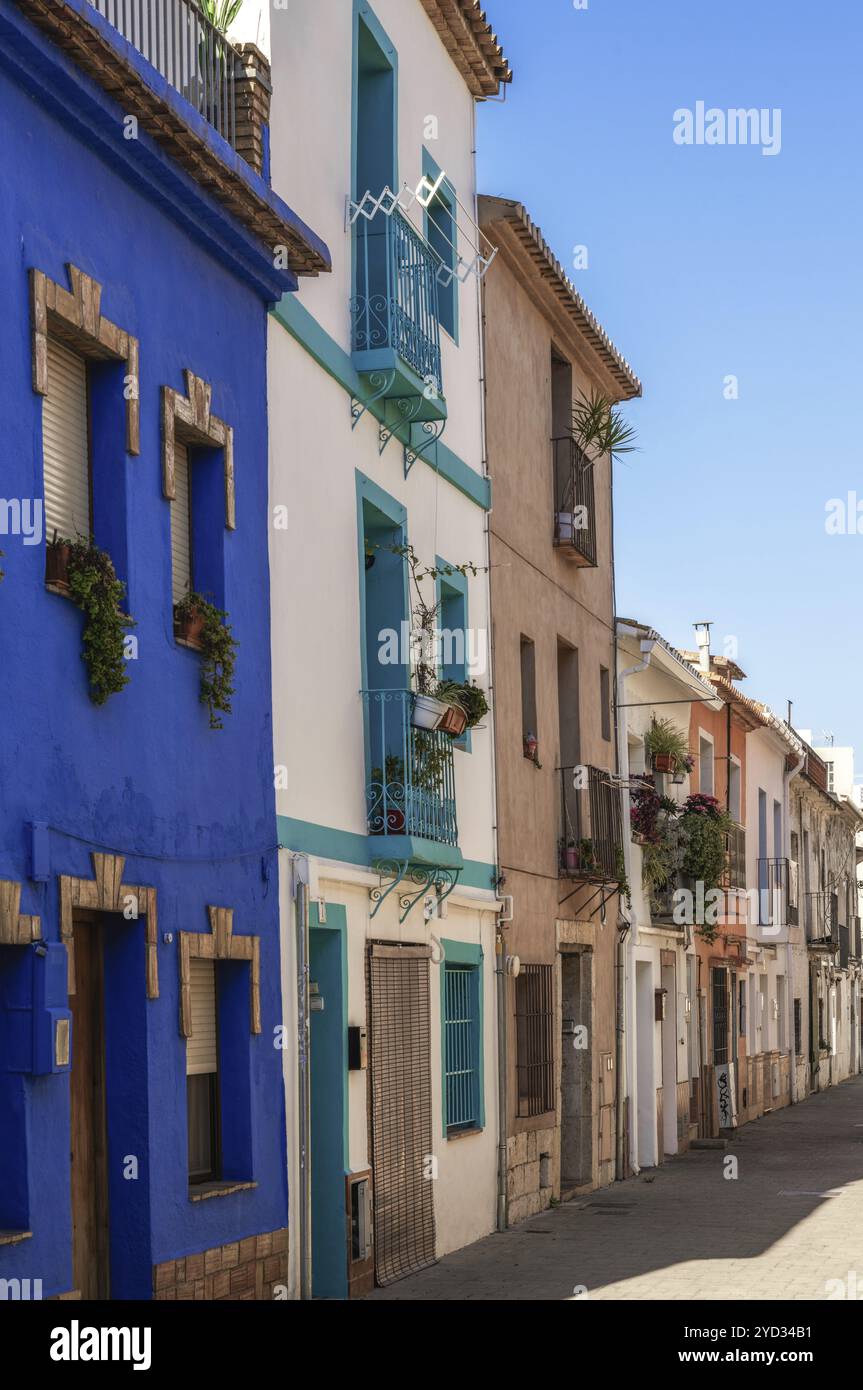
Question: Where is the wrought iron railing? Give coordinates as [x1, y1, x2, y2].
[552, 436, 597, 566]
[362, 690, 457, 848]
[558, 765, 622, 882]
[89, 0, 241, 149]
[724, 823, 746, 890]
[351, 207, 443, 396]
[757, 857, 791, 927]
[804, 890, 835, 944]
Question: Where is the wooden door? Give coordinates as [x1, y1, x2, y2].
[69, 917, 109, 1299]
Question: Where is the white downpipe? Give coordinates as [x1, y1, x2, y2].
[784, 750, 805, 1102]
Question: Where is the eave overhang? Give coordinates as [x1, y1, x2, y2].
[479, 196, 641, 403]
[6, 0, 330, 294]
[419, 0, 512, 98]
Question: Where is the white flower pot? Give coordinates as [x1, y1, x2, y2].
[411, 694, 448, 730]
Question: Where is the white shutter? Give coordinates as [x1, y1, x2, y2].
[171, 439, 193, 604]
[187, 957, 218, 1076]
[43, 338, 90, 544]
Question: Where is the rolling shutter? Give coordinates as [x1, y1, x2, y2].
[171, 439, 193, 604]
[187, 957, 217, 1076]
[367, 943, 436, 1285]
[43, 338, 90, 543]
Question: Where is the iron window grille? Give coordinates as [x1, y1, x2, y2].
[443, 964, 481, 1133]
[515, 964, 554, 1118]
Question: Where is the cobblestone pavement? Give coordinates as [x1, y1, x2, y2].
[370, 1077, 863, 1300]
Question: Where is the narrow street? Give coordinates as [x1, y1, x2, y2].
[370, 1078, 863, 1301]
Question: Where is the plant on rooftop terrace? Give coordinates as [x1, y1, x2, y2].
[200, 0, 244, 34]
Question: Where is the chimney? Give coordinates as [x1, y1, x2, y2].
[694, 622, 712, 675]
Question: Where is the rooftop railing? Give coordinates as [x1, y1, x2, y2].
[89, 0, 242, 149]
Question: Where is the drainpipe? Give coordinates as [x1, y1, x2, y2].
[614, 628, 656, 1179]
[473, 104, 507, 1229]
[784, 747, 805, 1102]
[294, 857, 312, 1299]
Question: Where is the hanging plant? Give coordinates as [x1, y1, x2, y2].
[643, 718, 693, 776]
[174, 591, 238, 730]
[64, 539, 135, 706]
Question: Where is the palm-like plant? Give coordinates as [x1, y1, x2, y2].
[200, 0, 244, 34]
[571, 387, 638, 466]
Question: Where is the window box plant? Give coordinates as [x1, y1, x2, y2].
[62, 539, 135, 705]
[174, 591, 238, 730]
[45, 536, 73, 589]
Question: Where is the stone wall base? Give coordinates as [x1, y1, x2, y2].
[153, 1227, 288, 1301]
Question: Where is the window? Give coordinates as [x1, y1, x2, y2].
[515, 964, 554, 1117]
[600, 666, 611, 743]
[424, 152, 458, 340]
[826, 761, 835, 792]
[171, 439, 193, 604]
[728, 759, 741, 823]
[738, 979, 747, 1036]
[699, 735, 714, 797]
[520, 636, 538, 756]
[43, 338, 91, 545]
[187, 957, 220, 1184]
[794, 997, 802, 1055]
[438, 558, 470, 747]
[818, 998, 826, 1050]
[443, 961, 482, 1134]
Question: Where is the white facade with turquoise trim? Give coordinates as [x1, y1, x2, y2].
[239, 0, 504, 1295]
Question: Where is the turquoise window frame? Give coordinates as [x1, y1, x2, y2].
[352, 1, 399, 203]
[440, 939, 484, 1137]
[436, 555, 471, 752]
[356, 471, 409, 785]
[423, 148, 459, 345]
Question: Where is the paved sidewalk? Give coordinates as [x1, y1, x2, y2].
[370, 1077, 863, 1300]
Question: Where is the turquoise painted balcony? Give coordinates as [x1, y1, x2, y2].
[351, 208, 446, 419]
[362, 689, 461, 868]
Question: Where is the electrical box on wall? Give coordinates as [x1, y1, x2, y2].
[348, 1025, 367, 1070]
[33, 942, 72, 1074]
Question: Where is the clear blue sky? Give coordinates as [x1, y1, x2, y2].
[478, 0, 863, 757]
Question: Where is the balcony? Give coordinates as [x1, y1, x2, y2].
[804, 891, 836, 947]
[88, 0, 252, 156]
[757, 857, 792, 927]
[351, 206, 446, 420]
[559, 765, 623, 883]
[552, 437, 597, 567]
[362, 690, 461, 868]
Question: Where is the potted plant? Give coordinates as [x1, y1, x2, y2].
[644, 718, 692, 776]
[63, 539, 135, 705]
[564, 839, 579, 873]
[174, 591, 238, 730]
[45, 531, 74, 589]
[578, 838, 598, 875]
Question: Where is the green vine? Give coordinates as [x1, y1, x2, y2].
[65, 541, 134, 706]
[175, 591, 238, 730]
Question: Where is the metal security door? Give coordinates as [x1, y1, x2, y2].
[367, 943, 436, 1286]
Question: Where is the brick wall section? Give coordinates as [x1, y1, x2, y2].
[153, 1227, 288, 1301]
[234, 44, 272, 178]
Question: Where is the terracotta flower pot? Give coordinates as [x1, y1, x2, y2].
[45, 542, 72, 588]
[564, 846, 579, 872]
[439, 704, 468, 738]
[175, 606, 205, 646]
[653, 753, 675, 774]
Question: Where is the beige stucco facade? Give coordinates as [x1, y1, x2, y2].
[479, 198, 640, 1219]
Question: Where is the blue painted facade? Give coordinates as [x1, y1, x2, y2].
[0, 0, 328, 1298]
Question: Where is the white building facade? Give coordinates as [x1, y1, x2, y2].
[236, 0, 511, 1297]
